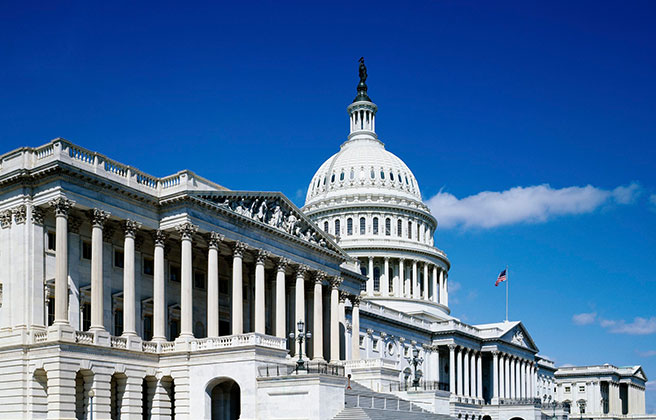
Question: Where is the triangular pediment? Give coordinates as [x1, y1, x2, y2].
[190, 191, 348, 258]
[500, 322, 539, 353]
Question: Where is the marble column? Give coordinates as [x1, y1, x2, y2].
[177, 222, 197, 339]
[313, 272, 324, 361]
[207, 232, 223, 338]
[90, 208, 110, 332]
[122, 220, 141, 337]
[152, 230, 167, 341]
[443, 273, 449, 306]
[399, 259, 406, 297]
[423, 263, 429, 300]
[295, 265, 308, 357]
[351, 296, 361, 360]
[232, 242, 246, 335]
[367, 257, 374, 295]
[435, 347, 441, 383]
[275, 258, 288, 339]
[439, 269, 445, 305]
[432, 265, 438, 303]
[477, 352, 483, 399]
[412, 260, 419, 299]
[49, 197, 74, 325]
[330, 277, 342, 362]
[504, 355, 510, 399]
[254, 249, 268, 334]
[449, 345, 456, 394]
[510, 357, 516, 399]
[382, 257, 390, 297]
[457, 347, 464, 396]
[492, 351, 500, 401]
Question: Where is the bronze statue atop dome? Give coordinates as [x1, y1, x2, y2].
[354, 57, 372, 103]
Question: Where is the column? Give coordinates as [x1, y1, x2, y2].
[330, 277, 342, 362]
[412, 260, 418, 299]
[275, 258, 288, 338]
[90, 208, 110, 332]
[511, 357, 517, 399]
[504, 355, 510, 399]
[399, 259, 406, 297]
[232, 242, 245, 335]
[492, 351, 500, 401]
[457, 347, 464, 396]
[122, 220, 141, 337]
[254, 249, 268, 334]
[382, 257, 390, 297]
[477, 352, 483, 399]
[351, 296, 360, 360]
[463, 349, 470, 397]
[339, 291, 347, 358]
[423, 263, 429, 300]
[207, 232, 223, 338]
[295, 265, 308, 357]
[49, 197, 74, 326]
[449, 345, 456, 394]
[533, 364, 538, 399]
[435, 347, 441, 383]
[432, 265, 438, 303]
[438, 269, 444, 305]
[517, 358, 523, 399]
[152, 230, 167, 342]
[313, 272, 324, 360]
[443, 273, 449, 306]
[524, 361, 529, 399]
[177, 222, 197, 339]
[367, 257, 374, 295]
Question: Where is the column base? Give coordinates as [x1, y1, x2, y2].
[47, 323, 75, 342]
[491, 397, 499, 405]
[93, 329, 110, 346]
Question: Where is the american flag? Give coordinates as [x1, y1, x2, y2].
[495, 269, 507, 287]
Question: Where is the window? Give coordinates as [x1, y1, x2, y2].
[370, 169, 375, 179]
[373, 217, 379, 235]
[194, 271, 205, 290]
[143, 315, 153, 341]
[373, 267, 380, 291]
[331, 173, 335, 183]
[408, 221, 412, 239]
[340, 171, 345, 181]
[385, 218, 391, 236]
[82, 241, 92, 260]
[143, 257, 154, 275]
[390, 172, 394, 181]
[114, 249, 124, 268]
[350, 169, 355, 180]
[565, 386, 571, 393]
[360, 217, 366, 235]
[46, 231, 56, 251]
[579, 386, 585, 392]
[380, 170, 385, 179]
[335, 219, 341, 236]
[323, 221, 329, 232]
[114, 309, 123, 336]
[322, 176, 326, 185]
[405, 176, 409, 185]
[347, 218, 353, 235]
[169, 264, 181, 282]
[397, 220, 402, 237]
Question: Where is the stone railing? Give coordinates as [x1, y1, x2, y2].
[359, 300, 436, 331]
[498, 397, 542, 406]
[190, 333, 287, 351]
[142, 341, 158, 353]
[74, 331, 94, 345]
[258, 361, 345, 378]
[33, 331, 48, 343]
[110, 336, 127, 349]
[340, 358, 398, 370]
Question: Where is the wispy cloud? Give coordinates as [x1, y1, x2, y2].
[600, 317, 656, 335]
[637, 350, 656, 357]
[427, 183, 640, 229]
[650, 194, 656, 208]
[572, 312, 597, 326]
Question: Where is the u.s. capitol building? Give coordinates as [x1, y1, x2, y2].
[0, 62, 650, 420]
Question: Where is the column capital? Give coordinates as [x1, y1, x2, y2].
[448, 343, 457, 350]
[153, 229, 168, 247]
[330, 276, 343, 289]
[383, 256, 390, 261]
[207, 231, 224, 249]
[314, 271, 327, 284]
[256, 249, 269, 265]
[88, 208, 111, 228]
[339, 290, 349, 303]
[124, 219, 142, 238]
[296, 264, 309, 278]
[351, 295, 361, 306]
[12, 204, 26, 224]
[176, 222, 198, 240]
[276, 257, 289, 272]
[492, 350, 500, 356]
[0, 210, 12, 228]
[50, 196, 76, 218]
[31, 206, 45, 226]
[232, 240, 246, 257]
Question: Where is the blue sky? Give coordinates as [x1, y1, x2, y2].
[1, 1, 655, 411]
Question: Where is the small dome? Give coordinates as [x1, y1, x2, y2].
[304, 137, 422, 206]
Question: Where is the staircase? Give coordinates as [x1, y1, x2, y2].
[332, 381, 453, 420]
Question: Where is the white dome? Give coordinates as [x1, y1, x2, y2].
[305, 137, 422, 206]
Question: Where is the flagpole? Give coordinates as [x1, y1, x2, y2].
[505, 265, 509, 322]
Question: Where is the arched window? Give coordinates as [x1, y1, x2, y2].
[398, 173, 402, 183]
[380, 170, 385, 179]
[322, 176, 326, 185]
[370, 169, 375, 179]
[340, 171, 345, 181]
[390, 172, 394, 181]
[335, 219, 341, 236]
[350, 169, 355, 180]
[397, 219, 402, 237]
[405, 176, 409, 185]
[373, 267, 381, 291]
[360, 217, 366, 235]
[347, 218, 353, 235]
[385, 218, 391, 236]
[373, 217, 379, 235]
[408, 221, 412, 239]
[324, 221, 329, 232]
[331, 173, 335, 183]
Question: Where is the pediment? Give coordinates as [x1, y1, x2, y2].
[191, 191, 347, 258]
[500, 322, 539, 353]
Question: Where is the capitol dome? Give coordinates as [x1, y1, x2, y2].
[302, 59, 452, 322]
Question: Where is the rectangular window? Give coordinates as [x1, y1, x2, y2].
[565, 386, 571, 393]
[143, 315, 153, 341]
[194, 271, 206, 290]
[347, 218, 353, 235]
[114, 249, 124, 268]
[169, 264, 181, 282]
[219, 278, 229, 294]
[408, 221, 412, 239]
[373, 217, 379, 235]
[360, 218, 366, 235]
[47, 231, 56, 251]
[143, 257, 154, 275]
[335, 219, 341, 236]
[397, 220, 402, 237]
[81, 241, 92, 260]
[114, 309, 124, 336]
[579, 385, 585, 392]
[385, 218, 391, 236]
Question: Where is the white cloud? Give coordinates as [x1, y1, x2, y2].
[572, 312, 597, 326]
[650, 194, 656, 207]
[427, 183, 640, 229]
[600, 317, 656, 335]
[647, 381, 656, 391]
[637, 350, 656, 357]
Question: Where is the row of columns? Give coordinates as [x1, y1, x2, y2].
[48, 197, 359, 363]
[492, 351, 538, 401]
[364, 256, 447, 306]
[448, 345, 484, 400]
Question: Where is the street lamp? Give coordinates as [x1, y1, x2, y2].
[88, 389, 95, 420]
[405, 347, 424, 390]
[289, 320, 312, 371]
[577, 399, 586, 420]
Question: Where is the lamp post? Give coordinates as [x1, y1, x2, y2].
[577, 399, 586, 420]
[88, 389, 95, 420]
[405, 347, 424, 390]
[289, 320, 312, 371]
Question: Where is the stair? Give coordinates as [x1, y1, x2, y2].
[333, 381, 454, 420]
